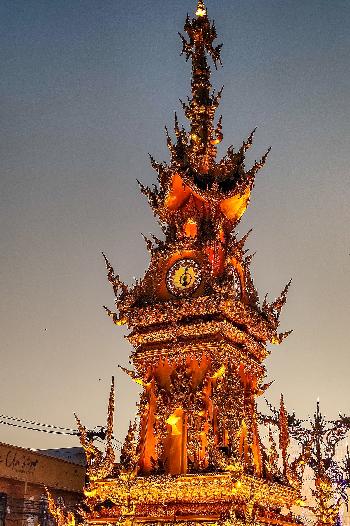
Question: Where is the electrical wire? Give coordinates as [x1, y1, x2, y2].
[0, 419, 78, 436]
[0, 413, 76, 433]
[0, 415, 123, 448]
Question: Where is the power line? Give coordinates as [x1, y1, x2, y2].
[0, 413, 77, 433]
[0, 419, 78, 436]
[0, 414, 123, 448]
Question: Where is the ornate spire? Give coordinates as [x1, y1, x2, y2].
[179, 0, 223, 172]
[74, 377, 116, 482]
[131, 1, 272, 243]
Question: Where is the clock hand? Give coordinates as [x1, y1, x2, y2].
[180, 268, 193, 287]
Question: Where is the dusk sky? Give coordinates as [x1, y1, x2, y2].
[1, 0, 350, 451]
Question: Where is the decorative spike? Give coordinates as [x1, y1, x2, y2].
[106, 377, 115, 445]
[244, 252, 256, 267]
[136, 179, 159, 208]
[178, 32, 192, 61]
[266, 427, 279, 481]
[120, 420, 138, 473]
[249, 147, 271, 177]
[148, 153, 156, 167]
[148, 155, 170, 187]
[151, 233, 164, 248]
[142, 234, 154, 253]
[212, 44, 223, 68]
[257, 380, 274, 396]
[174, 112, 181, 137]
[211, 115, 223, 145]
[103, 306, 127, 326]
[118, 365, 145, 386]
[243, 128, 257, 152]
[244, 264, 260, 306]
[272, 330, 293, 345]
[74, 412, 86, 441]
[279, 394, 290, 477]
[102, 252, 116, 289]
[262, 293, 269, 310]
[179, 98, 189, 114]
[148, 154, 162, 173]
[102, 252, 128, 298]
[222, 132, 256, 173]
[136, 178, 149, 195]
[73, 412, 103, 473]
[271, 279, 292, 316]
[217, 85, 224, 98]
[164, 126, 177, 157]
[236, 229, 253, 252]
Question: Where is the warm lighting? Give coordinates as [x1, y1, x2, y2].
[212, 364, 226, 379]
[196, 1, 207, 17]
[83, 489, 97, 498]
[196, 7, 206, 17]
[191, 132, 201, 143]
[211, 132, 223, 145]
[184, 218, 198, 238]
[166, 414, 181, 426]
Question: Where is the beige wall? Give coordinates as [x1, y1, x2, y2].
[0, 443, 85, 526]
[0, 443, 85, 493]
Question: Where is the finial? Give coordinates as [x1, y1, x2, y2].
[196, 0, 207, 17]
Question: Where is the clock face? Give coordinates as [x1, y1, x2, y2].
[166, 258, 202, 297]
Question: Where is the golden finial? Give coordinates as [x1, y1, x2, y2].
[196, 0, 207, 17]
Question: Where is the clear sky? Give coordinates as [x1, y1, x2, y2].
[1, 0, 349, 450]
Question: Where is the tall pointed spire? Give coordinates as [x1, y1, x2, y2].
[179, 0, 223, 172]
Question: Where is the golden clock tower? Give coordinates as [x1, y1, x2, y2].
[50, 2, 312, 526]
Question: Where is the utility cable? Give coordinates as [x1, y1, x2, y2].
[0, 413, 76, 433]
[0, 419, 78, 436]
[0, 417, 123, 448]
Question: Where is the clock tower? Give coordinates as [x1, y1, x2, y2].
[102, 0, 291, 481]
[67, 2, 309, 525]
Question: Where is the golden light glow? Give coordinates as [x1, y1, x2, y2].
[164, 173, 191, 210]
[212, 364, 226, 379]
[191, 132, 201, 142]
[166, 414, 181, 427]
[184, 218, 198, 238]
[220, 186, 251, 222]
[211, 132, 223, 145]
[196, 7, 207, 17]
[271, 336, 281, 345]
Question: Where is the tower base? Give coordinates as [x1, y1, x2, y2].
[84, 472, 301, 526]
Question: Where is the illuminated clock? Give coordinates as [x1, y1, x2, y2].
[166, 258, 202, 297]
